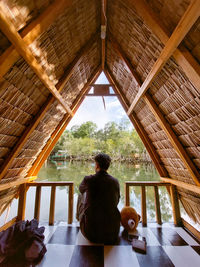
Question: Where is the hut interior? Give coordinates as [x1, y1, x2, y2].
[0, 0, 200, 266]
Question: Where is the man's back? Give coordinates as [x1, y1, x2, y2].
[79, 170, 121, 244]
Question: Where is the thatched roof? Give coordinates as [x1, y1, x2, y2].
[0, 0, 200, 225]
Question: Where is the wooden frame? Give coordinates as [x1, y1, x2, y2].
[0, 0, 72, 81]
[127, 0, 200, 114]
[127, 0, 200, 92]
[105, 67, 168, 178]
[0, 32, 98, 181]
[0, 176, 36, 192]
[182, 218, 200, 241]
[0, 216, 17, 232]
[28, 66, 101, 176]
[0, 9, 73, 115]
[101, 0, 107, 70]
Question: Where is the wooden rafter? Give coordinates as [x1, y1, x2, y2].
[28, 66, 101, 176]
[144, 92, 200, 186]
[161, 177, 200, 195]
[127, 0, 200, 92]
[0, 32, 98, 181]
[101, 0, 107, 70]
[127, 0, 200, 115]
[0, 0, 72, 81]
[0, 8, 73, 115]
[104, 67, 168, 178]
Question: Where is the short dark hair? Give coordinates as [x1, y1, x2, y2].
[94, 153, 111, 170]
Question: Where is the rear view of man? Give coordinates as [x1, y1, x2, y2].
[77, 153, 121, 244]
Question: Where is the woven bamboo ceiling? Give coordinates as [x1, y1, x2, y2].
[0, 0, 200, 224]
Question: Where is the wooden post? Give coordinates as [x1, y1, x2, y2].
[154, 186, 162, 224]
[125, 183, 130, 206]
[141, 186, 147, 226]
[34, 186, 41, 221]
[68, 184, 74, 224]
[49, 186, 56, 225]
[17, 184, 27, 221]
[170, 185, 182, 226]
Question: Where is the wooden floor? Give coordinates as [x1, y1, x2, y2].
[37, 222, 200, 267]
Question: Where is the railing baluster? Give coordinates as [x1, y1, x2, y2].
[17, 183, 27, 221]
[49, 185, 56, 225]
[154, 185, 162, 224]
[141, 185, 147, 226]
[68, 184, 74, 224]
[125, 183, 130, 206]
[34, 186, 41, 221]
[170, 185, 182, 226]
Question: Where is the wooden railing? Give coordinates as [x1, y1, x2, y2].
[125, 181, 182, 226]
[18, 181, 74, 225]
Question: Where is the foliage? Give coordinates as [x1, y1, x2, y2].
[52, 121, 149, 161]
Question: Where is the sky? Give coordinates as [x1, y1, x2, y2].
[67, 72, 133, 130]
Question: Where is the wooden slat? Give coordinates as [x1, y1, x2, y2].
[141, 186, 147, 226]
[144, 93, 200, 186]
[182, 218, 200, 241]
[0, 9, 73, 115]
[170, 185, 182, 226]
[34, 186, 41, 221]
[28, 181, 73, 186]
[0, 216, 17, 232]
[49, 185, 56, 225]
[125, 184, 130, 206]
[101, 0, 107, 69]
[128, 0, 200, 91]
[154, 186, 162, 224]
[0, 33, 97, 181]
[68, 184, 74, 224]
[0, 176, 36, 191]
[0, 0, 72, 80]
[28, 67, 101, 176]
[127, 0, 200, 114]
[105, 67, 168, 177]
[125, 181, 170, 186]
[17, 183, 27, 221]
[161, 177, 200, 195]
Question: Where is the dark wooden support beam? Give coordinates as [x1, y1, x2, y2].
[101, 0, 107, 70]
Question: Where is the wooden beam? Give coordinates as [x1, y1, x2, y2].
[68, 184, 74, 224]
[28, 66, 101, 176]
[141, 185, 147, 226]
[170, 185, 182, 226]
[0, 176, 36, 191]
[161, 177, 200, 195]
[127, 0, 200, 114]
[0, 216, 17, 232]
[0, 0, 72, 80]
[34, 186, 41, 221]
[17, 183, 27, 221]
[105, 67, 168, 177]
[125, 181, 170, 186]
[101, 0, 107, 70]
[154, 185, 162, 224]
[0, 8, 73, 115]
[144, 92, 200, 186]
[0, 33, 97, 181]
[28, 181, 74, 186]
[128, 0, 200, 91]
[49, 185, 56, 225]
[182, 218, 200, 241]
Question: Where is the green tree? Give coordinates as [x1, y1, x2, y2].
[71, 121, 97, 138]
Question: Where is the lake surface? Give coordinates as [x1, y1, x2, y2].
[36, 160, 172, 222]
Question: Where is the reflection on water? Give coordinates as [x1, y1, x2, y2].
[36, 160, 172, 222]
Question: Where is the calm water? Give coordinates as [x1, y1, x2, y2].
[34, 160, 172, 222]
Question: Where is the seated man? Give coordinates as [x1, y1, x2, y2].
[77, 153, 121, 244]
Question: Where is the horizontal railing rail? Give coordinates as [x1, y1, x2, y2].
[124, 181, 181, 226]
[18, 181, 74, 225]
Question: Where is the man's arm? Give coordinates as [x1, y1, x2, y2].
[79, 176, 89, 193]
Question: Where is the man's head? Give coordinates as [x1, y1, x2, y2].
[94, 153, 111, 171]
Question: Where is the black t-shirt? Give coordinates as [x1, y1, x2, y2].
[79, 170, 121, 244]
